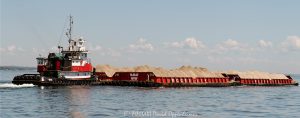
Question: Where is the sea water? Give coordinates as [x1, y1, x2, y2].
[1, 69, 300, 118]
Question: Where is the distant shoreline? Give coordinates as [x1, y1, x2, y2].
[0, 66, 36, 70]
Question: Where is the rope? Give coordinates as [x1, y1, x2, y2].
[57, 16, 69, 48]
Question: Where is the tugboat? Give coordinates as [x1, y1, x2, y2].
[13, 16, 97, 86]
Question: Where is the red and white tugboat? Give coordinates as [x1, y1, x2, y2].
[13, 16, 97, 85]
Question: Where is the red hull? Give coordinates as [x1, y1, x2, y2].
[71, 63, 93, 72]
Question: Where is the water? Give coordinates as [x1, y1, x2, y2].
[1, 70, 300, 118]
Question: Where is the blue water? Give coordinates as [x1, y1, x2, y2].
[1, 70, 300, 118]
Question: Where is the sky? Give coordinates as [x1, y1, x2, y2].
[1, 0, 300, 74]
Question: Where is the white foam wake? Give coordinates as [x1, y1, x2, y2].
[0, 83, 35, 88]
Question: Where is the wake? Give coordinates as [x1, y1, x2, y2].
[0, 83, 35, 88]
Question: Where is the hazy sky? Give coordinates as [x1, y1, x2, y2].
[1, 0, 300, 73]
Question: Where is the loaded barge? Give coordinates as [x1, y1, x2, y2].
[12, 16, 298, 87]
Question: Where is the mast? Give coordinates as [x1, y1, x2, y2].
[66, 15, 73, 44]
[58, 16, 73, 53]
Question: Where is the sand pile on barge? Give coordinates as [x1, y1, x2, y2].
[226, 70, 288, 79]
[95, 65, 289, 79]
[96, 65, 223, 78]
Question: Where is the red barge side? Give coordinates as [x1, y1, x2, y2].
[92, 72, 297, 87]
[12, 71, 298, 87]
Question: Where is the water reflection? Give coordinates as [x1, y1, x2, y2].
[67, 86, 91, 118]
[37, 86, 92, 118]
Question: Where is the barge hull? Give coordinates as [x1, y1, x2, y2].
[12, 74, 298, 87]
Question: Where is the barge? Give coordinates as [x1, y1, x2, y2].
[12, 16, 298, 87]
